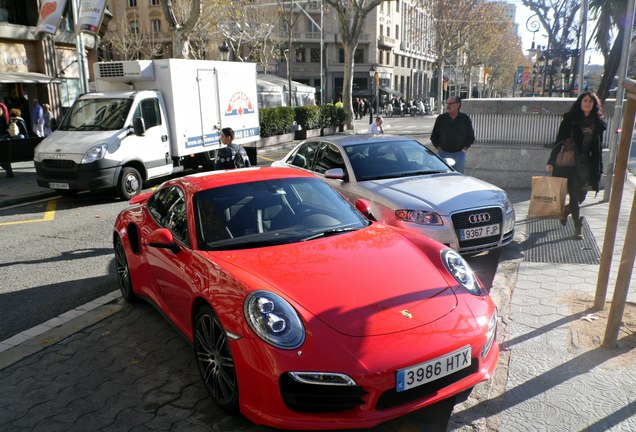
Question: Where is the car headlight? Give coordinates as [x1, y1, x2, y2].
[395, 209, 443, 225]
[504, 196, 514, 215]
[441, 249, 481, 295]
[82, 144, 108, 163]
[244, 291, 305, 350]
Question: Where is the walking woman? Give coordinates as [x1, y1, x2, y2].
[546, 91, 606, 239]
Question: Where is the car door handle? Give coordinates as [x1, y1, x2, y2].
[161, 135, 168, 142]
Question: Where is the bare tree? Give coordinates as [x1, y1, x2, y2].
[427, 0, 486, 112]
[464, 2, 526, 97]
[159, 0, 203, 59]
[101, 14, 164, 60]
[217, 1, 279, 71]
[522, 0, 581, 95]
[323, 0, 385, 129]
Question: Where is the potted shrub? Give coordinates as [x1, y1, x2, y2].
[294, 105, 322, 140]
[257, 106, 296, 147]
[320, 105, 338, 136]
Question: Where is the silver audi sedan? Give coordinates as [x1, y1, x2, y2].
[272, 134, 515, 254]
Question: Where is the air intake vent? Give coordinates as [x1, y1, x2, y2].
[94, 61, 154, 82]
[97, 62, 124, 78]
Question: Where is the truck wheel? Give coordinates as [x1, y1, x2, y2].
[118, 167, 142, 200]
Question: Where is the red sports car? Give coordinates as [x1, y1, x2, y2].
[113, 166, 498, 430]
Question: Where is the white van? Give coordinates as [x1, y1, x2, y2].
[34, 59, 260, 199]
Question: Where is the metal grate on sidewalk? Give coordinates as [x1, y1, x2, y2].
[524, 217, 601, 264]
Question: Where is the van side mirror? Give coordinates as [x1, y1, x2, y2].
[132, 117, 146, 136]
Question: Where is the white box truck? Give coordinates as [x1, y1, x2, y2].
[34, 59, 260, 199]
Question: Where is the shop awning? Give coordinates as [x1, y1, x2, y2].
[379, 86, 401, 97]
[0, 72, 62, 84]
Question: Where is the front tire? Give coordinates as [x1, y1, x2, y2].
[114, 236, 137, 303]
[117, 167, 142, 200]
[194, 305, 239, 412]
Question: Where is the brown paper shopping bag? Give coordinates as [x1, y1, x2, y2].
[528, 175, 567, 219]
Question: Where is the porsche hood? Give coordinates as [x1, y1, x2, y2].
[216, 225, 458, 337]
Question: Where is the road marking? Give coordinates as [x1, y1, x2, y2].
[258, 155, 277, 162]
[0, 199, 56, 226]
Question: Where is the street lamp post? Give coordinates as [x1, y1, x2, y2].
[369, 64, 376, 125]
[218, 41, 230, 61]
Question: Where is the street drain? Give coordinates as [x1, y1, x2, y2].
[524, 217, 600, 264]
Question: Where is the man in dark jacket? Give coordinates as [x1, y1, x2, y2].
[430, 96, 475, 173]
[214, 127, 251, 170]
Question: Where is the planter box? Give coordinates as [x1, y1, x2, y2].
[321, 126, 338, 136]
[256, 133, 295, 149]
[294, 128, 321, 140]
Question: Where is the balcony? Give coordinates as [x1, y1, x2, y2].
[378, 35, 397, 49]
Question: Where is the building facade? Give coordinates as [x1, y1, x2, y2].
[0, 0, 98, 122]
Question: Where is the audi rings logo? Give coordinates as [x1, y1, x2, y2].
[468, 213, 491, 224]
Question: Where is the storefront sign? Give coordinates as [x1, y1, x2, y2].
[0, 43, 30, 72]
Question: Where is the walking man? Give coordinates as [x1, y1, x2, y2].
[430, 96, 475, 173]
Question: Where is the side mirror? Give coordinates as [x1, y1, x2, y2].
[132, 117, 146, 136]
[355, 198, 376, 221]
[145, 228, 180, 253]
[324, 167, 345, 180]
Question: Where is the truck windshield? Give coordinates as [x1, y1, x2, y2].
[58, 98, 133, 131]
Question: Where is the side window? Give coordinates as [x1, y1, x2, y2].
[133, 98, 162, 130]
[314, 144, 345, 175]
[288, 141, 320, 169]
[147, 186, 190, 246]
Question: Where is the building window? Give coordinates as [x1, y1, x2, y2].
[354, 48, 363, 63]
[149, 0, 159, 5]
[310, 48, 320, 63]
[296, 47, 306, 62]
[151, 19, 161, 33]
[395, 25, 399, 39]
[397, 0, 400, 12]
[130, 20, 139, 34]
[379, 51, 383, 64]
[128, 0, 137, 7]
[380, 25, 383, 37]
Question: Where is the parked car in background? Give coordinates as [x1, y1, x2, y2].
[113, 167, 499, 429]
[272, 134, 515, 254]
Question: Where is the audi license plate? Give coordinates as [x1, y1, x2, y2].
[460, 223, 500, 240]
[396, 345, 471, 392]
[49, 182, 69, 190]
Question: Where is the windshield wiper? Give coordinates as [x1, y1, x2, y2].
[301, 227, 359, 242]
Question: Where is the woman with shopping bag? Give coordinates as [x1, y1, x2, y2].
[546, 92, 606, 239]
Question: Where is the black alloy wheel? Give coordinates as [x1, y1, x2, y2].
[194, 305, 239, 411]
[114, 237, 137, 303]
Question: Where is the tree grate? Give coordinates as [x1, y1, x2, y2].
[524, 217, 601, 264]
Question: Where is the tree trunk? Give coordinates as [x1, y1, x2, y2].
[342, 42, 355, 130]
[597, 27, 624, 103]
[437, 62, 445, 114]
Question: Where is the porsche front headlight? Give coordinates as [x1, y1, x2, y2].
[244, 291, 305, 350]
[82, 144, 108, 164]
[442, 249, 481, 295]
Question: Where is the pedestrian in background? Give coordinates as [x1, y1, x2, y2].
[42, 103, 53, 137]
[8, 108, 28, 139]
[368, 116, 384, 134]
[214, 127, 251, 170]
[31, 98, 44, 137]
[546, 91, 606, 239]
[430, 96, 475, 173]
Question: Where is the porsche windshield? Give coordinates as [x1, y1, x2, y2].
[58, 98, 133, 131]
[193, 177, 369, 250]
